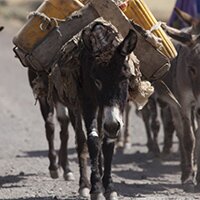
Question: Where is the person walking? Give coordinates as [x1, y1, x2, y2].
[196, 0, 200, 16]
[168, 0, 197, 28]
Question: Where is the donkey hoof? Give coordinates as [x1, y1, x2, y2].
[182, 179, 195, 192]
[105, 191, 118, 200]
[79, 187, 90, 198]
[49, 170, 59, 179]
[195, 183, 200, 192]
[91, 193, 106, 200]
[63, 172, 75, 181]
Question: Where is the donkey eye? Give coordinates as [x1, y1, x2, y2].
[119, 79, 128, 87]
[94, 79, 102, 90]
[188, 66, 197, 77]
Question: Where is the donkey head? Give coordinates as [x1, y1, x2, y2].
[187, 42, 200, 100]
[174, 7, 200, 34]
[82, 23, 137, 138]
[166, 22, 200, 100]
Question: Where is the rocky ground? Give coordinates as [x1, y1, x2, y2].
[1, 1, 200, 199]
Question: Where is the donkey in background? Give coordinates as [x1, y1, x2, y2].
[28, 68, 90, 197]
[142, 8, 200, 190]
[117, 94, 166, 155]
[160, 11, 200, 190]
[143, 9, 200, 190]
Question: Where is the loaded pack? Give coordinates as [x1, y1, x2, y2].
[13, 0, 177, 109]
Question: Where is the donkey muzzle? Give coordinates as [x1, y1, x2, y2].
[103, 106, 123, 138]
[104, 121, 120, 138]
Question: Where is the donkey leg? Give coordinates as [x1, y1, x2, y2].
[182, 116, 195, 190]
[174, 124, 190, 185]
[68, 109, 90, 198]
[55, 102, 74, 181]
[39, 98, 59, 179]
[123, 102, 132, 149]
[81, 103, 105, 200]
[149, 98, 160, 156]
[171, 108, 195, 189]
[182, 105, 195, 184]
[116, 102, 131, 149]
[161, 106, 174, 155]
[102, 137, 118, 200]
[141, 104, 154, 153]
[28, 69, 58, 178]
[88, 135, 105, 200]
[192, 107, 198, 168]
[195, 107, 200, 188]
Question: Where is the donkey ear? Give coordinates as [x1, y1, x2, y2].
[163, 24, 193, 45]
[169, 31, 200, 46]
[175, 7, 197, 26]
[165, 25, 200, 46]
[168, 30, 192, 45]
[81, 28, 92, 50]
[118, 29, 137, 56]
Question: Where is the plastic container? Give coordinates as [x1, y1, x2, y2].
[13, 0, 84, 53]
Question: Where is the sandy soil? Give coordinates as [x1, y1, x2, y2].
[0, 2, 200, 199]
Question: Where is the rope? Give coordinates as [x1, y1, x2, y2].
[28, 11, 65, 36]
[149, 21, 163, 33]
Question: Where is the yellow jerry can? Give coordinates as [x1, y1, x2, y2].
[13, 0, 84, 53]
[122, 0, 177, 59]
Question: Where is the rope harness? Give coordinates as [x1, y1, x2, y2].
[28, 11, 64, 36]
[32, 19, 149, 109]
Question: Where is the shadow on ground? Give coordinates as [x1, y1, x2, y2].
[0, 173, 36, 188]
[14, 145, 182, 197]
[19, 148, 76, 158]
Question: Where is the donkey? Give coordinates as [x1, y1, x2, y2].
[50, 20, 138, 200]
[118, 89, 174, 156]
[116, 97, 160, 153]
[161, 21, 200, 191]
[138, 10, 200, 190]
[137, 90, 175, 156]
[27, 69, 90, 197]
[27, 68, 91, 196]
[78, 24, 137, 200]
[28, 69, 71, 179]
[117, 8, 200, 157]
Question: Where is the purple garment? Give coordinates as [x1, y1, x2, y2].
[196, 0, 200, 14]
[168, 0, 197, 28]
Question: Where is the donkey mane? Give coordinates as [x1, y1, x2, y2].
[81, 19, 123, 64]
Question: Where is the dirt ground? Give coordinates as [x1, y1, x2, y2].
[1, 1, 200, 200]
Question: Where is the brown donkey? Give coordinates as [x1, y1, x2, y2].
[28, 68, 90, 197]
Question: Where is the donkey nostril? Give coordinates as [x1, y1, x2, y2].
[104, 121, 120, 134]
[197, 108, 200, 117]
